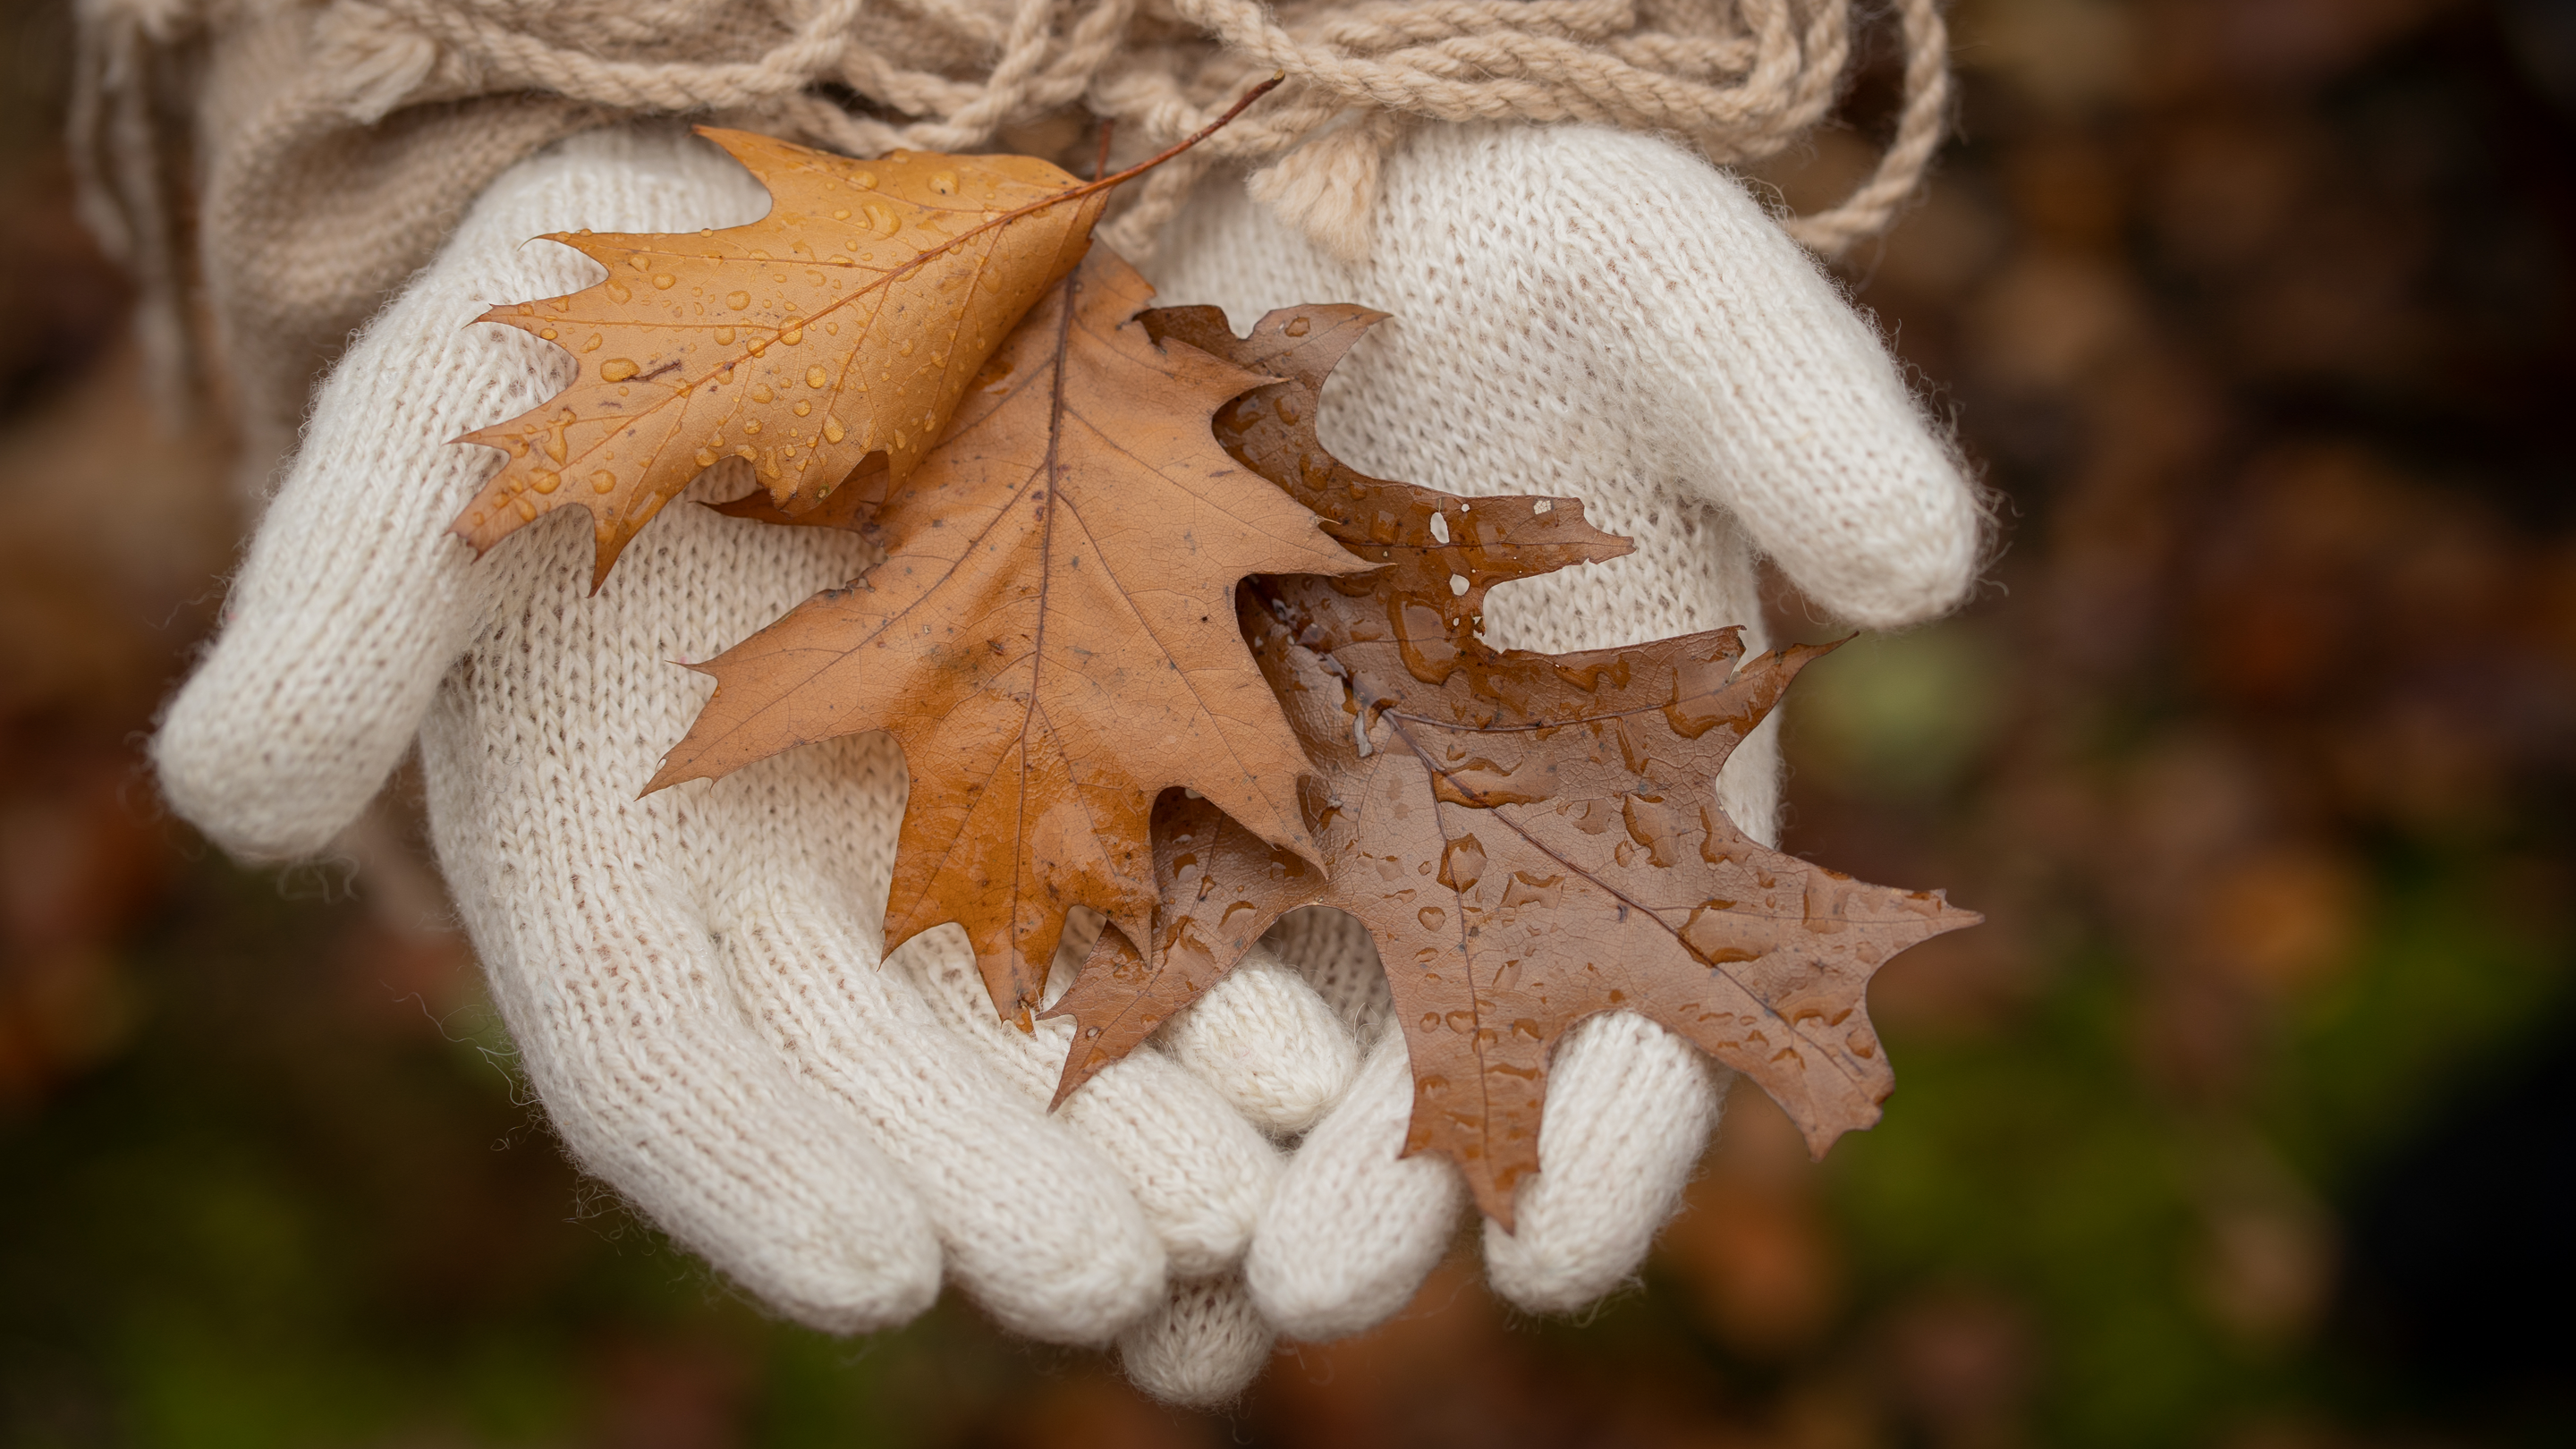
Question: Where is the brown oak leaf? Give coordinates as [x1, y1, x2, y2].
[1046, 305, 1981, 1224]
[455, 128, 1106, 588]
[648, 251, 1368, 1022]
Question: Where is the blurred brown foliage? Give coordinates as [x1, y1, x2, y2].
[4, 1, 2572, 1446]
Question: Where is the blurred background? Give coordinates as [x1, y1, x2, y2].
[4, 0, 2572, 1444]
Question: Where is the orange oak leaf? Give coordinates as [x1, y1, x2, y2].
[648, 250, 1369, 1022]
[1046, 305, 1980, 1225]
[709, 453, 888, 532]
[454, 128, 1106, 588]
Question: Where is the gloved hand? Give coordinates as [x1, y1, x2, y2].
[149, 124, 1367, 1402]
[1145, 121, 1982, 1341]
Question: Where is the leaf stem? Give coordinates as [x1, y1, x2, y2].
[1071, 72, 1284, 201]
[785, 72, 1279, 313]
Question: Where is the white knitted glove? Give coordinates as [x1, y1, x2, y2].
[1145, 122, 1982, 1340]
[148, 125, 1368, 1399]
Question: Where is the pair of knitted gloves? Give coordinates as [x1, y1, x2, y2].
[152, 120, 1979, 1403]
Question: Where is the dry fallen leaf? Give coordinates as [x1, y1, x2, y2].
[649, 250, 1368, 1021]
[1046, 305, 1981, 1224]
[455, 128, 1106, 588]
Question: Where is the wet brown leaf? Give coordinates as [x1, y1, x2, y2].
[1047, 307, 1980, 1224]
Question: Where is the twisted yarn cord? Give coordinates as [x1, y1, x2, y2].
[1074, 0, 1928, 255]
[1163, 0, 1802, 130]
[374, 0, 871, 109]
[1316, 0, 1638, 49]
[279, 0, 1940, 256]
[1784, 0, 1946, 252]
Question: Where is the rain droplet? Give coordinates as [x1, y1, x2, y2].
[1679, 904, 1761, 966]
[1500, 872, 1563, 911]
[512, 496, 537, 521]
[833, 208, 851, 220]
[1436, 835, 1487, 894]
[823, 418, 845, 444]
[793, 400, 811, 416]
[695, 448, 718, 468]
[590, 470, 615, 493]
[530, 470, 561, 494]
[537, 327, 557, 341]
[742, 419, 762, 435]
[726, 291, 750, 309]
[1419, 905, 1446, 931]
[605, 281, 630, 303]
[598, 359, 639, 382]
[806, 366, 828, 387]
[713, 326, 736, 345]
[652, 274, 675, 290]
[751, 384, 775, 403]
[581, 335, 603, 353]
[780, 324, 804, 345]
[1284, 315, 1311, 337]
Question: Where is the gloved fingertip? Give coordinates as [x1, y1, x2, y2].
[760, 1226, 945, 1337]
[151, 690, 369, 863]
[962, 1205, 1170, 1348]
[1241, 1033, 1460, 1342]
[1798, 452, 1987, 631]
[1055, 1044, 1281, 1277]
[1481, 1211, 1633, 1317]
[1165, 947, 1361, 1132]
[1117, 1274, 1276, 1408]
[1479, 1014, 1722, 1318]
